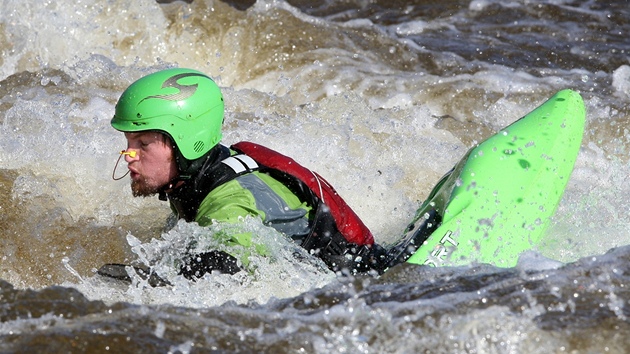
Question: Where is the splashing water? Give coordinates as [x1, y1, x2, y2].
[1, 0, 630, 352]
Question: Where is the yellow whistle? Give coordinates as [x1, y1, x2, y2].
[120, 150, 137, 158]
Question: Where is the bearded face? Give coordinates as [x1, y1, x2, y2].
[123, 132, 179, 197]
[131, 174, 163, 197]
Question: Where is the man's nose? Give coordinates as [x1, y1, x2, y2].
[121, 149, 138, 162]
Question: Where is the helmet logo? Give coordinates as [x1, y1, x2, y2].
[140, 72, 210, 103]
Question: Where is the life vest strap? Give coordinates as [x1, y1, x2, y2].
[221, 155, 259, 174]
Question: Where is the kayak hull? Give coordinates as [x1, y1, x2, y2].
[404, 89, 586, 267]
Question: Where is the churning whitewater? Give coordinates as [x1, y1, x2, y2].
[1, 0, 630, 352]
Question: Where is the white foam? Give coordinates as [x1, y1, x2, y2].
[469, 0, 492, 12]
[612, 65, 630, 97]
[69, 218, 335, 307]
[515, 251, 563, 271]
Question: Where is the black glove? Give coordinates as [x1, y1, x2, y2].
[97, 263, 171, 287]
[179, 250, 241, 280]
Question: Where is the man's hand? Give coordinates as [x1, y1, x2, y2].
[179, 250, 241, 280]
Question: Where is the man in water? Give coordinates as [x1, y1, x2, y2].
[111, 68, 388, 279]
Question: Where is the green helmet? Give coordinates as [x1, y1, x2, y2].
[111, 68, 224, 162]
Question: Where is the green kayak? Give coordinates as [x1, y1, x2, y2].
[387, 89, 586, 268]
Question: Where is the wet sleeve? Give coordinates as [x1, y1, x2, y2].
[194, 179, 265, 227]
[194, 180, 269, 266]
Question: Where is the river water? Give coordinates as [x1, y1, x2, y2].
[1, 0, 630, 352]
